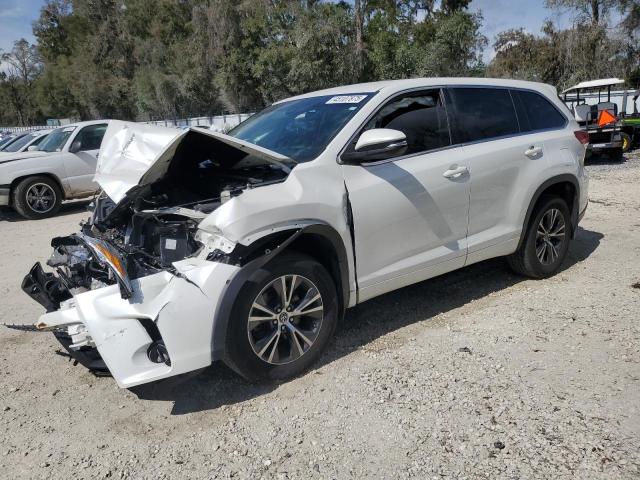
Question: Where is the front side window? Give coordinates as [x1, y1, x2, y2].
[447, 87, 519, 143]
[39, 127, 76, 153]
[228, 94, 373, 162]
[354, 89, 451, 156]
[512, 90, 567, 132]
[75, 124, 108, 151]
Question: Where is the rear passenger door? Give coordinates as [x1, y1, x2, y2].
[64, 123, 108, 195]
[445, 87, 565, 262]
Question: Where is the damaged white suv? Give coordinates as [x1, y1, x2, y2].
[16, 78, 588, 388]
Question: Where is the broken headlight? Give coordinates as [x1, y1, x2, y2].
[79, 234, 133, 298]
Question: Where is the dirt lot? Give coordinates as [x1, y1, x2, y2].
[1, 153, 639, 479]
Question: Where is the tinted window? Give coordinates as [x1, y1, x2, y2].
[447, 88, 518, 143]
[356, 90, 450, 155]
[76, 124, 108, 151]
[512, 90, 566, 132]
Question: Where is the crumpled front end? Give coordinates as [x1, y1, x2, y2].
[15, 121, 297, 388]
[27, 258, 238, 388]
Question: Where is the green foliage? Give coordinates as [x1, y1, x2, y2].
[490, 0, 640, 89]
[1, 0, 637, 127]
[0, 0, 488, 126]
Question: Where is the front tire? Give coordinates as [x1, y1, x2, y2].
[224, 252, 338, 382]
[12, 176, 62, 220]
[508, 196, 571, 279]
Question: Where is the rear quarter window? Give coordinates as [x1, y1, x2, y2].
[447, 87, 519, 143]
[512, 90, 566, 132]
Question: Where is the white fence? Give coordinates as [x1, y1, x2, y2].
[2, 113, 254, 134]
[2, 125, 47, 133]
[142, 113, 254, 132]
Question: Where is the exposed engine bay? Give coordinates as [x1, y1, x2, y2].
[13, 122, 317, 387]
[22, 127, 293, 312]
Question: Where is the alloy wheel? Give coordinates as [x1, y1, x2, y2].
[26, 183, 56, 214]
[247, 274, 324, 365]
[535, 208, 566, 265]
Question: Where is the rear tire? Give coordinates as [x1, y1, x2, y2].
[224, 252, 338, 382]
[508, 195, 571, 279]
[620, 132, 632, 153]
[12, 176, 62, 220]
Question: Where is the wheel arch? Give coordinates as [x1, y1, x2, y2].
[518, 174, 580, 249]
[9, 173, 66, 204]
[210, 223, 351, 360]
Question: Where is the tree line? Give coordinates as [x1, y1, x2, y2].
[0, 0, 638, 127]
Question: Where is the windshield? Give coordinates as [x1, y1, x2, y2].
[228, 93, 373, 162]
[2, 133, 36, 152]
[38, 127, 75, 153]
[0, 134, 26, 151]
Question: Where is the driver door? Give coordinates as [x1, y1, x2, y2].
[341, 89, 470, 301]
[64, 123, 108, 196]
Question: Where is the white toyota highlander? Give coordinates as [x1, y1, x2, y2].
[15, 78, 588, 388]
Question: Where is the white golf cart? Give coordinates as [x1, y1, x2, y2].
[562, 78, 625, 160]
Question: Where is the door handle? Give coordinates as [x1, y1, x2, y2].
[442, 165, 468, 179]
[524, 146, 543, 158]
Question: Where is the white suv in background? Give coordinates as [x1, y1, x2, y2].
[19, 78, 588, 388]
[0, 120, 109, 219]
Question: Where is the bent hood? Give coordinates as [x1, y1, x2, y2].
[95, 120, 294, 203]
[0, 150, 49, 163]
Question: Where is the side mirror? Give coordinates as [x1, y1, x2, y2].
[69, 140, 82, 153]
[342, 128, 408, 163]
[27, 145, 39, 151]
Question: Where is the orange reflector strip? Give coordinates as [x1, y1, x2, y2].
[597, 110, 616, 128]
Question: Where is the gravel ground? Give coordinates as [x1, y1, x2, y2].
[1, 152, 639, 479]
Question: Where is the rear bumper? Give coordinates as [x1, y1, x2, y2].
[32, 259, 239, 388]
[0, 187, 9, 206]
[587, 141, 622, 151]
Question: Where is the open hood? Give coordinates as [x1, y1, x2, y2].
[95, 121, 294, 203]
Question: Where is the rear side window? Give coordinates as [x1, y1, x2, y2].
[447, 87, 518, 143]
[512, 90, 566, 132]
[357, 89, 451, 155]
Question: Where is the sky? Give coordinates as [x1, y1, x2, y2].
[0, 0, 614, 61]
[0, 0, 41, 53]
[469, 0, 575, 61]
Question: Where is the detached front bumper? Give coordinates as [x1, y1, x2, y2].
[30, 259, 239, 388]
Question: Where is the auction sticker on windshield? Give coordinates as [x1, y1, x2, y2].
[326, 95, 368, 104]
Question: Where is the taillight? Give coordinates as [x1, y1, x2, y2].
[574, 130, 589, 145]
